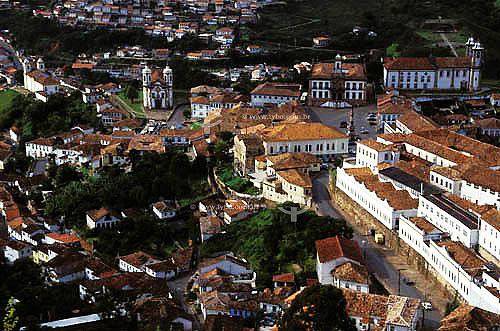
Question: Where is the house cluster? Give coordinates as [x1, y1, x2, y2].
[192, 235, 423, 330]
[33, 0, 261, 48]
[334, 118, 500, 313]
[24, 121, 148, 168]
[0, 177, 196, 329]
[203, 62, 292, 83]
[376, 93, 499, 138]
[231, 118, 348, 206]
[0, 47, 17, 86]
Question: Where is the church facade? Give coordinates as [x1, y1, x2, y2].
[308, 54, 368, 108]
[142, 65, 174, 110]
[383, 37, 483, 91]
[23, 57, 59, 102]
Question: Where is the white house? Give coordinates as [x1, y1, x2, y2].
[342, 289, 422, 331]
[315, 236, 364, 285]
[2, 240, 32, 264]
[152, 200, 176, 220]
[259, 122, 349, 158]
[23, 57, 60, 102]
[250, 83, 301, 107]
[118, 251, 162, 273]
[335, 167, 419, 230]
[86, 207, 121, 229]
[223, 200, 250, 224]
[199, 254, 255, 279]
[190, 95, 211, 118]
[144, 259, 177, 279]
[85, 258, 117, 280]
[25, 137, 56, 159]
[417, 194, 479, 248]
[355, 139, 400, 172]
[479, 208, 500, 264]
[332, 262, 370, 293]
[262, 169, 313, 207]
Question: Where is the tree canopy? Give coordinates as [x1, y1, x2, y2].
[0, 91, 99, 145]
[201, 202, 353, 288]
[279, 284, 356, 331]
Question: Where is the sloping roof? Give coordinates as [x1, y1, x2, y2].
[407, 217, 439, 235]
[332, 262, 369, 284]
[120, 251, 160, 269]
[438, 304, 500, 330]
[259, 123, 347, 142]
[416, 129, 500, 166]
[358, 139, 394, 152]
[315, 236, 364, 264]
[396, 111, 439, 132]
[272, 272, 295, 283]
[86, 207, 120, 221]
[277, 169, 312, 188]
[310, 62, 367, 80]
[266, 152, 320, 170]
[384, 56, 472, 70]
[385, 295, 421, 327]
[436, 241, 486, 275]
[46, 232, 80, 244]
[250, 83, 301, 97]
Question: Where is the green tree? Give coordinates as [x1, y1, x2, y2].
[279, 284, 356, 331]
[125, 84, 139, 103]
[3, 297, 19, 331]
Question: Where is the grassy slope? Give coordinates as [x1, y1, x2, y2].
[117, 90, 145, 118]
[256, 0, 377, 44]
[0, 89, 20, 112]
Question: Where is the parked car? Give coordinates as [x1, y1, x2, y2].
[320, 163, 329, 169]
[421, 302, 433, 311]
[405, 279, 415, 286]
[361, 128, 369, 134]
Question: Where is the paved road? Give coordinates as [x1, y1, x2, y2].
[30, 158, 48, 177]
[306, 105, 379, 139]
[168, 273, 201, 330]
[312, 172, 442, 330]
[166, 103, 187, 128]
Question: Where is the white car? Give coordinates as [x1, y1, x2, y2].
[421, 302, 433, 310]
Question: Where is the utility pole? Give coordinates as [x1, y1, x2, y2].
[397, 268, 406, 296]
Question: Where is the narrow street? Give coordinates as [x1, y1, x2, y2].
[167, 272, 201, 330]
[312, 172, 442, 330]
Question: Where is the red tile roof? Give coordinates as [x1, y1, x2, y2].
[315, 236, 364, 264]
[272, 272, 295, 283]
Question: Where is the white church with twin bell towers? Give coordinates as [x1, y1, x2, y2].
[383, 37, 483, 91]
[142, 64, 174, 110]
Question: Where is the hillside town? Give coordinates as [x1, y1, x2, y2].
[1, 0, 500, 330]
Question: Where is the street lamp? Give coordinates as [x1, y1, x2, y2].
[397, 268, 407, 296]
[361, 240, 367, 259]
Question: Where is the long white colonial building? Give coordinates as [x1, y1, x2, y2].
[383, 38, 483, 91]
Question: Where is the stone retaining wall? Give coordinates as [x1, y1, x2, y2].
[329, 175, 458, 307]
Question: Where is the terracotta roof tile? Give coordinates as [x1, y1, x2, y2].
[315, 236, 364, 264]
[272, 272, 295, 283]
[438, 304, 500, 330]
[259, 122, 347, 142]
[332, 262, 369, 284]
